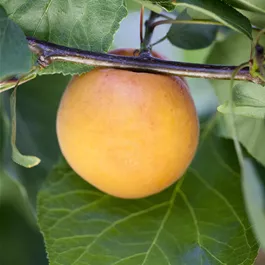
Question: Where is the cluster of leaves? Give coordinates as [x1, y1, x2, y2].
[1, 0, 265, 265]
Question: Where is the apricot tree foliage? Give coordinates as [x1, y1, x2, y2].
[0, 1, 265, 265]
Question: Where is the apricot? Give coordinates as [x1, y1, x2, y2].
[56, 49, 199, 199]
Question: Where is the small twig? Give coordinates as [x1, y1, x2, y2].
[151, 36, 167, 47]
[139, 6, 144, 45]
[151, 19, 222, 28]
[251, 28, 265, 58]
[24, 37, 264, 85]
[249, 28, 265, 81]
[150, 18, 262, 32]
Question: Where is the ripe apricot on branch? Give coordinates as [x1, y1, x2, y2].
[56, 49, 199, 199]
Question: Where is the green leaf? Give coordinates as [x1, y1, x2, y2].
[217, 83, 265, 119]
[242, 158, 265, 250]
[167, 10, 218, 50]
[0, 1, 127, 75]
[207, 32, 265, 167]
[225, 0, 265, 14]
[0, 6, 32, 80]
[38, 124, 258, 265]
[141, 0, 252, 39]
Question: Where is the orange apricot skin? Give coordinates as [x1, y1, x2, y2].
[56, 53, 199, 199]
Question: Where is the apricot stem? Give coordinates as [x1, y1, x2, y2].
[26, 37, 264, 85]
[142, 11, 160, 50]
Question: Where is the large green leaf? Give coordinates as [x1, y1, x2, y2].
[0, 1, 127, 75]
[137, 0, 252, 39]
[38, 124, 258, 265]
[217, 83, 265, 119]
[0, 6, 32, 80]
[207, 32, 265, 167]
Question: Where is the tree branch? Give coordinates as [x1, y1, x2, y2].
[1, 36, 263, 92]
[26, 37, 264, 85]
